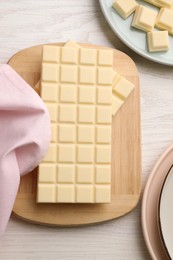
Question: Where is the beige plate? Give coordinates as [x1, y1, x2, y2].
[9, 43, 141, 226]
[142, 145, 173, 260]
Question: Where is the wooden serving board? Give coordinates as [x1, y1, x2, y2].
[8, 43, 141, 226]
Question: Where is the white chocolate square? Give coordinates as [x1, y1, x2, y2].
[77, 145, 94, 163]
[61, 47, 78, 64]
[80, 48, 97, 65]
[43, 46, 60, 63]
[61, 65, 77, 83]
[113, 0, 138, 19]
[77, 165, 94, 183]
[147, 31, 170, 52]
[41, 83, 58, 102]
[132, 5, 158, 32]
[96, 146, 111, 163]
[113, 77, 134, 99]
[98, 67, 113, 85]
[57, 185, 75, 203]
[59, 125, 76, 143]
[95, 186, 110, 203]
[78, 106, 95, 123]
[39, 164, 56, 183]
[78, 125, 95, 143]
[58, 144, 75, 163]
[96, 126, 111, 144]
[98, 49, 114, 66]
[97, 107, 112, 124]
[79, 66, 96, 84]
[42, 63, 59, 83]
[59, 105, 76, 123]
[57, 165, 75, 183]
[60, 85, 76, 103]
[144, 0, 173, 9]
[79, 86, 95, 104]
[156, 8, 173, 35]
[96, 166, 111, 184]
[76, 185, 94, 203]
[97, 87, 112, 104]
[37, 184, 56, 203]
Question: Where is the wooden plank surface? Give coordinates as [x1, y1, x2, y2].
[8, 43, 141, 226]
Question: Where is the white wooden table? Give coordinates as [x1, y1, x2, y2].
[0, 1, 173, 259]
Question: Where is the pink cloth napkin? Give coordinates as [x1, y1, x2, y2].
[0, 64, 50, 237]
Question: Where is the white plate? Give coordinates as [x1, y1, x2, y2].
[142, 145, 173, 260]
[159, 166, 173, 259]
[99, 0, 173, 66]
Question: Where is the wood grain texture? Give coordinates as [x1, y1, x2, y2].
[8, 43, 141, 226]
[0, 0, 173, 259]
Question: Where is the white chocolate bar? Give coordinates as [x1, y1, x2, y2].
[37, 44, 113, 203]
[132, 5, 158, 32]
[156, 8, 173, 35]
[37, 41, 135, 204]
[144, 0, 173, 9]
[112, 0, 138, 19]
[147, 31, 170, 52]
